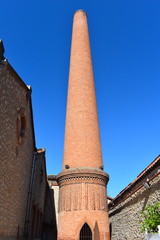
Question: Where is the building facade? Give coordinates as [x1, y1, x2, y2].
[0, 42, 56, 240]
[0, 56, 35, 239]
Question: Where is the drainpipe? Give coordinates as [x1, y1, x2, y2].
[24, 151, 37, 239]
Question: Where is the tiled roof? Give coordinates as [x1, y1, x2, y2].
[109, 155, 160, 208]
[107, 196, 114, 201]
[136, 155, 160, 179]
[48, 175, 58, 180]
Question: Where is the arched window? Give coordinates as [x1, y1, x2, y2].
[79, 223, 92, 240]
[17, 108, 26, 144]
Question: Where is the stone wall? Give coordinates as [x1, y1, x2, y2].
[0, 60, 35, 239]
[109, 158, 160, 240]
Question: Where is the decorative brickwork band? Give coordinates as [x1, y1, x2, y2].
[57, 168, 109, 213]
[58, 183, 108, 212]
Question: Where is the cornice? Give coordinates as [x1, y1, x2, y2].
[57, 167, 109, 186]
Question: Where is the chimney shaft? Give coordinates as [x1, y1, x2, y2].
[57, 11, 110, 240]
[63, 10, 103, 170]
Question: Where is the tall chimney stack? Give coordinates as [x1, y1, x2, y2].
[57, 10, 110, 240]
[63, 10, 103, 170]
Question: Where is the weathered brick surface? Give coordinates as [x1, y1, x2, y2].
[58, 10, 110, 240]
[0, 61, 35, 238]
[57, 169, 110, 240]
[58, 169, 109, 213]
[63, 10, 103, 170]
[109, 172, 160, 240]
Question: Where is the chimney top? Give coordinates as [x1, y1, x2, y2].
[74, 9, 86, 15]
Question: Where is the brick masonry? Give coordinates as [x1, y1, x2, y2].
[0, 61, 35, 239]
[57, 168, 110, 240]
[0, 60, 51, 240]
[58, 10, 110, 240]
[63, 10, 103, 170]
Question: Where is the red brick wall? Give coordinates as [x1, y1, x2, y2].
[63, 10, 103, 170]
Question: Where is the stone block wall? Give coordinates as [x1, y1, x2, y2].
[0, 61, 35, 239]
[109, 158, 160, 240]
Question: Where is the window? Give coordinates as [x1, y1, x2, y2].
[79, 223, 92, 240]
[17, 108, 26, 144]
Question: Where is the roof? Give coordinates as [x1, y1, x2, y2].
[48, 175, 58, 181]
[107, 196, 114, 201]
[136, 155, 160, 179]
[109, 155, 160, 209]
[0, 59, 30, 92]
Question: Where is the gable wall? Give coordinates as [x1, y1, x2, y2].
[0, 61, 35, 239]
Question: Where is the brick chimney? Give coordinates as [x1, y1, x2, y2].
[57, 10, 110, 240]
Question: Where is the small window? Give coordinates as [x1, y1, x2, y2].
[20, 115, 26, 137]
[17, 108, 26, 144]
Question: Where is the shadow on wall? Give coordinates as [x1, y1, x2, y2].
[142, 188, 151, 211]
[94, 221, 100, 240]
[42, 186, 57, 240]
[109, 223, 112, 238]
[109, 185, 158, 218]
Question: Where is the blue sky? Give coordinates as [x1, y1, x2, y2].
[1, 0, 160, 197]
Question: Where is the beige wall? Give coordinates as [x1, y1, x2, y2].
[0, 61, 35, 239]
[48, 177, 59, 227]
[50, 185, 59, 227]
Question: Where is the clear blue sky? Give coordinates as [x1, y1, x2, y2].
[1, 0, 160, 198]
